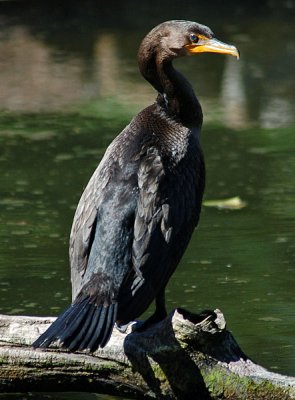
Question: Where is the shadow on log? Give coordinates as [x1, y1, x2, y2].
[0, 308, 294, 399]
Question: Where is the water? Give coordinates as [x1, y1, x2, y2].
[0, 1, 294, 398]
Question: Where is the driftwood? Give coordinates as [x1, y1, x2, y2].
[0, 308, 294, 399]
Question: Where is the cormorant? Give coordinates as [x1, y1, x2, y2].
[33, 20, 239, 352]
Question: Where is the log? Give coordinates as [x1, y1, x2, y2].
[0, 308, 294, 399]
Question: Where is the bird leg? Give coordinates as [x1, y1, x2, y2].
[116, 289, 167, 333]
[135, 288, 167, 332]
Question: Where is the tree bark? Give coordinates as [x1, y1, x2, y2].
[0, 309, 294, 399]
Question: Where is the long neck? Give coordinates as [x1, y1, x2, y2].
[139, 55, 203, 128]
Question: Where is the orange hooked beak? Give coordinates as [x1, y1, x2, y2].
[185, 36, 239, 59]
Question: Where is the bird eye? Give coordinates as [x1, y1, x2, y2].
[190, 33, 198, 43]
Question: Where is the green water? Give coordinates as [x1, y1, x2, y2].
[0, 1, 294, 399]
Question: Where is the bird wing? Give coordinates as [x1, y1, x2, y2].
[69, 132, 137, 300]
[132, 146, 169, 278]
[117, 145, 178, 319]
[69, 163, 109, 299]
[117, 138, 203, 321]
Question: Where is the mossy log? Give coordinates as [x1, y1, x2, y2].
[0, 308, 294, 399]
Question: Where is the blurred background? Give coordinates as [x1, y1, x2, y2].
[0, 1, 294, 399]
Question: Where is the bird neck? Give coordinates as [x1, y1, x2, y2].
[140, 56, 203, 128]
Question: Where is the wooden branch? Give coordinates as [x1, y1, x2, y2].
[0, 309, 294, 399]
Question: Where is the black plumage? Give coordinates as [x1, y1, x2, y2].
[33, 20, 238, 352]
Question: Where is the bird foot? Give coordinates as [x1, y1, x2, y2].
[115, 321, 140, 334]
[133, 311, 167, 333]
[116, 309, 167, 334]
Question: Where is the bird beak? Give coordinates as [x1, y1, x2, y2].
[185, 37, 239, 59]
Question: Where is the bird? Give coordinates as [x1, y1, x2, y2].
[33, 20, 239, 352]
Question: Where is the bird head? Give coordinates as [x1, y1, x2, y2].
[139, 20, 239, 62]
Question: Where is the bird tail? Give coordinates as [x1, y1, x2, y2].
[32, 296, 118, 352]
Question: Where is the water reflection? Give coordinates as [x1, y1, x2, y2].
[0, 26, 89, 111]
[0, 5, 294, 128]
[220, 57, 248, 128]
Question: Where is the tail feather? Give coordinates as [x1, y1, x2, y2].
[32, 297, 117, 352]
[78, 305, 103, 350]
[33, 304, 74, 348]
[67, 304, 97, 351]
[87, 306, 108, 351]
[100, 303, 118, 348]
[58, 300, 90, 344]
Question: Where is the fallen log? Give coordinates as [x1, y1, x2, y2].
[0, 309, 294, 399]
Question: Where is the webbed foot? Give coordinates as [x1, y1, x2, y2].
[134, 309, 167, 332]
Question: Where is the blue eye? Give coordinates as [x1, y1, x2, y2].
[190, 33, 198, 43]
